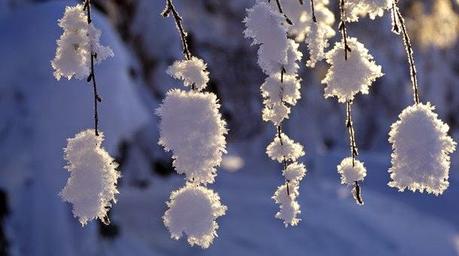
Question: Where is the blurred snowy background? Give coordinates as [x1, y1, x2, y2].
[1, 0, 459, 255]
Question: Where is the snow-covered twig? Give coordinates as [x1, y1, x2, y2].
[391, 2, 420, 104]
[346, 101, 363, 204]
[162, 0, 192, 61]
[339, 0, 351, 60]
[271, 0, 294, 25]
[310, 0, 317, 22]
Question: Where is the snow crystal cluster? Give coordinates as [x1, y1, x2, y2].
[344, 0, 391, 22]
[337, 157, 367, 185]
[244, 1, 308, 227]
[158, 53, 227, 247]
[388, 103, 456, 195]
[167, 57, 210, 91]
[156, 89, 227, 184]
[274, 0, 336, 67]
[322, 37, 383, 103]
[52, 4, 113, 80]
[163, 184, 227, 249]
[273, 183, 301, 227]
[60, 129, 120, 226]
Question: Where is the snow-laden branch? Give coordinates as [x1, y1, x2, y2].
[52, 2, 118, 225]
[158, 0, 227, 248]
[244, 1, 308, 226]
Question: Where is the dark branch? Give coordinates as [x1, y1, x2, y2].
[392, 3, 420, 104]
[277, 67, 291, 196]
[339, 0, 351, 60]
[352, 181, 364, 205]
[346, 101, 364, 206]
[269, 0, 293, 25]
[162, 0, 192, 60]
[310, 0, 317, 22]
[84, 0, 101, 137]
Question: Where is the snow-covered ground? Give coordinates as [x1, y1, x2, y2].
[1, 1, 459, 256]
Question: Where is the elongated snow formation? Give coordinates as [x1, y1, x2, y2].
[388, 1, 457, 195]
[60, 130, 119, 226]
[244, 1, 307, 227]
[158, 0, 227, 248]
[53, 1, 117, 225]
[322, 0, 383, 205]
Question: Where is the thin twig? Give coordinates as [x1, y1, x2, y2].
[277, 67, 291, 196]
[352, 181, 364, 205]
[338, 0, 351, 60]
[346, 100, 364, 205]
[269, 0, 293, 25]
[84, 0, 101, 137]
[310, 0, 317, 22]
[162, 0, 192, 60]
[392, 4, 420, 104]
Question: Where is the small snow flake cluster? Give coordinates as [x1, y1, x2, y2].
[167, 57, 210, 91]
[163, 184, 227, 249]
[60, 130, 119, 226]
[337, 157, 367, 185]
[275, 0, 336, 67]
[244, 1, 308, 227]
[267, 133, 304, 163]
[52, 4, 113, 80]
[156, 89, 227, 184]
[273, 183, 301, 227]
[388, 103, 456, 195]
[344, 0, 391, 22]
[322, 37, 383, 103]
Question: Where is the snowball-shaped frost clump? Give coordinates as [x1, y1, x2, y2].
[322, 37, 383, 103]
[267, 133, 304, 162]
[52, 4, 113, 80]
[167, 57, 210, 91]
[388, 103, 456, 195]
[244, 2, 290, 75]
[163, 184, 227, 248]
[262, 103, 290, 125]
[283, 162, 307, 183]
[60, 129, 119, 226]
[337, 157, 367, 185]
[345, 0, 391, 22]
[156, 89, 227, 184]
[273, 183, 301, 227]
[261, 73, 301, 106]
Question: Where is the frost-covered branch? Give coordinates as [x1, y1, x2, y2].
[244, 2, 307, 226]
[310, 0, 317, 22]
[162, 0, 192, 61]
[339, 0, 351, 60]
[345, 100, 364, 205]
[270, 0, 294, 25]
[391, 2, 420, 104]
[83, 0, 102, 136]
[158, 1, 227, 248]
